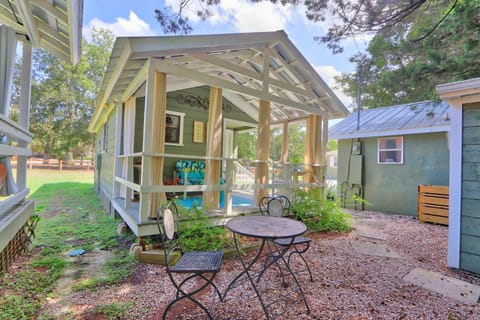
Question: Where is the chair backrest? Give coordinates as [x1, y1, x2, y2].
[156, 202, 180, 268]
[258, 196, 271, 215]
[267, 195, 291, 217]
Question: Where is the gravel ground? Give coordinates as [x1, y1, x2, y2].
[47, 210, 480, 319]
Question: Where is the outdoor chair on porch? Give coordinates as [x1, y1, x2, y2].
[156, 202, 223, 320]
[259, 195, 313, 282]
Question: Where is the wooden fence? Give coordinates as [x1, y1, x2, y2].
[11, 157, 93, 171]
[418, 185, 449, 225]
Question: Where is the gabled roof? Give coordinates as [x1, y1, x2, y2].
[0, 0, 83, 63]
[91, 31, 348, 132]
[329, 101, 450, 140]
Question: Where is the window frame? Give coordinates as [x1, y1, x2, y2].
[377, 136, 404, 164]
[165, 111, 185, 146]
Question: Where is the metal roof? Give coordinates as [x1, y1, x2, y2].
[0, 0, 83, 63]
[90, 31, 349, 132]
[329, 101, 450, 140]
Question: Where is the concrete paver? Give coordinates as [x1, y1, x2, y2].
[403, 268, 480, 304]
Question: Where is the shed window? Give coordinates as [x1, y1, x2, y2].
[165, 111, 185, 146]
[378, 136, 403, 164]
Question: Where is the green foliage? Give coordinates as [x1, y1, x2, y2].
[292, 188, 352, 232]
[178, 206, 229, 252]
[91, 302, 134, 320]
[12, 29, 114, 159]
[236, 130, 257, 159]
[339, 0, 480, 108]
[0, 295, 40, 320]
[270, 123, 306, 164]
[0, 170, 137, 318]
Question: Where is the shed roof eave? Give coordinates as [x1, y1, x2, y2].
[437, 78, 480, 100]
[330, 125, 450, 140]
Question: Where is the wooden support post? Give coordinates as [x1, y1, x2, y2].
[279, 121, 289, 195]
[312, 115, 323, 186]
[203, 87, 223, 210]
[141, 67, 167, 220]
[254, 99, 271, 204]
[304, 115, 314, 183]
[17, 42, 32, 190]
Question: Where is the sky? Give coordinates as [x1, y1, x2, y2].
[82, 0, 368, 109]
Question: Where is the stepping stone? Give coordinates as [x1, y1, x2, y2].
[349, 240, 400, 259]
[354, 224, 387, 241]
[403, 268, 480, 304]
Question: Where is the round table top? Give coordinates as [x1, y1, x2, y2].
[226, 215, 307, 239]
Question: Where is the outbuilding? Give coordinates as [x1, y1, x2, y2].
[329, 101, 450, 215]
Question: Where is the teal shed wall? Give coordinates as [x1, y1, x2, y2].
[460, 102, 480, 274]
[338, 132, 449, 215]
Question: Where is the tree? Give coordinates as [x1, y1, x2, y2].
[337, 0, 480, 108]
[154, 0, 457, 53]
[24, 28, 114, 160]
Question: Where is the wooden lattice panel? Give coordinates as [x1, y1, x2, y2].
[418, 185, 449, 226]
[0, 216, 38, 274]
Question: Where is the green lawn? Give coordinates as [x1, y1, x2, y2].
[0, 169, 136, 320]
[26, 168, 94, 196]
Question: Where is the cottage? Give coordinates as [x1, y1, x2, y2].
[329, 101, 450, 215]
[88, 31, 349, 237]
[437, 78, 480, 275]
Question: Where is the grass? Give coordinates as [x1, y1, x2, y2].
[0, 169, 137, 319]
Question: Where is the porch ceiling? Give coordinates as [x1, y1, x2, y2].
[0, 0, 83, 63]
[91, 31, 349, 132]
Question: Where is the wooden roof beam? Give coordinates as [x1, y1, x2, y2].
[31, 0, 68, 22]
[16, 0, 40, 47]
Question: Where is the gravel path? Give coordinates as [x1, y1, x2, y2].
[47, 210, 480, 319]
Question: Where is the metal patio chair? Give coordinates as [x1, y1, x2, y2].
[156, 202, 223, 320]
[263, 195, 313, 282]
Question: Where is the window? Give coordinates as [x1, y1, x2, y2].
[378, 136, 403, 164]
[165, 111, 185, 146]
[329, 155, 337, 168]
[102, 122, 108, 152]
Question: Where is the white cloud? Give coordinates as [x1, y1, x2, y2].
[315, 65, 353, 108]
[165, 0, 294, 32]
[83, 11, 156, 40]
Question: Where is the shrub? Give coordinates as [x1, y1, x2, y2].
[178, 206, 229, 252]
[291, 188, 352, 232]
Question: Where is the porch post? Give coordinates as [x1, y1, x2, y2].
[17, 41, 32, 190]
[254, 99, 270, 204]
[203, 87, 223, 210]
[141, 66, 167, 220]
[280, 120, 289, 195]
[313, 115, 323, 186]
[304, 115, 314, 183]
[305, 115, 323, 186]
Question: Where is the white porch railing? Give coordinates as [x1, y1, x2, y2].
[112, 152, 326, 235]
[0, 113, 33, 254]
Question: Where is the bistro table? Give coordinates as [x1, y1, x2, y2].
[223, 215, 310, 319]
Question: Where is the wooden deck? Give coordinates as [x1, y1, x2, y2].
[111, 192, 259, 237]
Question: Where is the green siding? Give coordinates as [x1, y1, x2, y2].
[94, 86, 256, 190]
[460, 102, 480, 274]
[337, 132, 449, 215]
[460, 252, 480, 275]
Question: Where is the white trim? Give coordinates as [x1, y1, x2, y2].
[436, 78, 480, 99]
[330, 125, 450, 140]
[448, 101, 462, 268]
[377, 136, 404, 165]
[164, 110, 185, 146]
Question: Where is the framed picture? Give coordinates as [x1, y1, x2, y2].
[193, 121, 204, 143]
